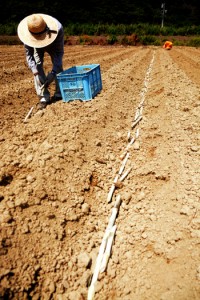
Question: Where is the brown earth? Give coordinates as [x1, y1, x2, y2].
[0, 45, 200, 300]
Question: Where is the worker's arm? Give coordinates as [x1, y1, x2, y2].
[24, 45, 38, 75]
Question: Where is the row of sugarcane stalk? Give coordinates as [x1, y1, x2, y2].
[88, 51, 155, 300]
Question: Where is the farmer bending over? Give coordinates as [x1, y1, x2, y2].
[17, 14, 64, 109]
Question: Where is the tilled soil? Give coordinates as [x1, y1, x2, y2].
[0, 45, 200, 300]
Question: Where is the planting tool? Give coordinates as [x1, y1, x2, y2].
[24, 106, 34, 122]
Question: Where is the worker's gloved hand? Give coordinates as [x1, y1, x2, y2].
[46, 71, 56, 87]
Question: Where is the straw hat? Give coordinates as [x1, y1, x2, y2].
[17, 14, 58, 48]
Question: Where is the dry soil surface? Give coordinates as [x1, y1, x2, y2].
[0, 45, 200, 300]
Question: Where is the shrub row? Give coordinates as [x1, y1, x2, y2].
[1, 22, 200, 36]
[1, 35, 200, 47]
[65, 23, 200, 36]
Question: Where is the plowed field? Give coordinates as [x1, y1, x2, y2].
[0, 45, 200, 300]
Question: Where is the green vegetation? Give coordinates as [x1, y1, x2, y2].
[186, 37, 200, 47]
[107, 35, 118, 45]
[0, 22, 200, 47]
[139, 35, 158, 46]
[1, 22, 200, 37]
[65, 23, 200, 37]
[0, 23, 17, 35]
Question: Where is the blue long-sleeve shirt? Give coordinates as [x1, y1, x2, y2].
[24, 18, 64, 74]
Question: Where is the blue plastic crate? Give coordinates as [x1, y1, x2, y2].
[57, 64, 102, 102]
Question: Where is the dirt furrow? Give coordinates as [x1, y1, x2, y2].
[169, 47, 200, 86]
[96, 47, 200, 300]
